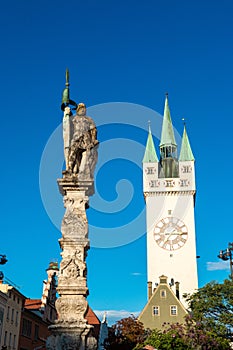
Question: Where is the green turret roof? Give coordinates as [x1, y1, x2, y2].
[143, 126, 158, 163]
[179, 125, 195, 161]
[160, 94, 177, 147]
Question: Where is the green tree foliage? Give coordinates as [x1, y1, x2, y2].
[137, 325, 189, 349]
[134, 317, 230, 350]
[107, 280, 233, 349]
[186, 278, 233, 334]
[104, 315, 147, 350]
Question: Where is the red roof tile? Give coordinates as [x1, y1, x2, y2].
[25, 299, 42, 309]
[85, 306, 100, 325]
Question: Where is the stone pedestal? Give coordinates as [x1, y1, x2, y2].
[46, 177, 97, 350]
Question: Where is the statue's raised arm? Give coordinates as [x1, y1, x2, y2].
[61, 69, 77, 169]
[63, 106, 73, 169]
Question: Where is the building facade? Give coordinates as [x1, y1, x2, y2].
[0, 260, 101, 349]
[18, 308, 51, 350]
[0, 284, 25, 350]
[139, 275, 187, 329]
[142, 95, 198, 316]
[18, 261, 59, 350]
[0, 290, 8, 346]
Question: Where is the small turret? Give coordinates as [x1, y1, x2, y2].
[179, 124, 194, 161]
[143, 124, 158, 163]
[41, 261, 59, 322]
[142, 124, 159, 194]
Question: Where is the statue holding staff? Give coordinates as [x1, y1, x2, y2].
[61, 70, 98, 179]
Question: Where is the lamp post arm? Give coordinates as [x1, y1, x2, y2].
[229, 250, 233, 280]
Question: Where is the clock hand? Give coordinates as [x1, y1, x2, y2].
[164, 232, 186, 236]
[164, 232, 187, 244]
[165, 232, 180, 236]
[165, 232, 179, 242]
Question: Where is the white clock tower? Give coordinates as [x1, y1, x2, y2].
[143, 94, 198, 307]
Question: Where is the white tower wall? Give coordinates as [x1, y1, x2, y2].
[143, 160, 198, 307]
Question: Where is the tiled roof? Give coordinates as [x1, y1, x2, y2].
[85, 306, 100, 325]
[25, 299, 42, 310]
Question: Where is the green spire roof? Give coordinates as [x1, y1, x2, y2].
[179, 125, 195, 161]
[143, 125, 158, 163]
[160, 94, 177, 147]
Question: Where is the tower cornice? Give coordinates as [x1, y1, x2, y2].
[144, 190, 196, 198]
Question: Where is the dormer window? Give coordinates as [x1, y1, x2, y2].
[160, 289, 166, 298]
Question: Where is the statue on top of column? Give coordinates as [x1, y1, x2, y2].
[61, 70, 99, 180]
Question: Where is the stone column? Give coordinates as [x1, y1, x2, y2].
[46, 180, 97, 350]
[46, 96, 98, 349]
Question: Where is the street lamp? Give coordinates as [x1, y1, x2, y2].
[218, 242, 233, 279]
[0, 254, 7, 282]
[0, 255, 7, 265]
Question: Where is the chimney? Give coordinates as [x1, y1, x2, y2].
[175, 281, 180, 300]
[147, 281, 152, 299]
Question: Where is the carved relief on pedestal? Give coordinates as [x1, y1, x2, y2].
[62, 213, 87, 239]
[46, 331, 97, 350]
[46, 333, 81, 350]
[62, 260, 80, 279]
[64, 194, 87, 213]
[59, 248, 87, 286]
[59, 334, 80, 350]
[55, 295, 88, 324]
[62, 194, 88, 240]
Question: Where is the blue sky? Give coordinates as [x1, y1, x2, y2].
[1, 0, 233, 324]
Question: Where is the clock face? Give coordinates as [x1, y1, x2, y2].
[154, 217, 188, 251]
